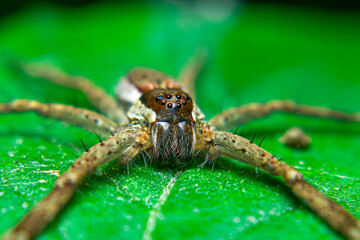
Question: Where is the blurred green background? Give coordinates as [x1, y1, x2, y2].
[0, 1, 359, 239]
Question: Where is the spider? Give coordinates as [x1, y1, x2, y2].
[1, 54, 360, 240]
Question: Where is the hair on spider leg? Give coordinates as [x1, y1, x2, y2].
[139, 151, 148, 168]
[250, 130, 257, 144]
[104, 121, 115, 136]
[211, 156, 218, 171]
[142, 148, 152, 161]
[197, 146, 211, 169]
[92, 129, 102, 143]
[258, 136, 266, 147]
[194, 143, 208, 158]
[233, 123, 241, 135]
[131, 161, 142, 171]
[125, 162, 132, 175]
[140, 147, 152, 167]
[272, 154, 284, 161]
[197, 143, 220, 171]
[79, 138, 88, 152]
[126, 155, 148, 172]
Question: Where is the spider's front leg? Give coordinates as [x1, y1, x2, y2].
[198, 124, 360, 240]
[210, 100, 360, 130]
[3, 125, 152, 240]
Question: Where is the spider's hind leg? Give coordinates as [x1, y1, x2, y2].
[178, 50, 207, 100]
[19, 62, 127, 124]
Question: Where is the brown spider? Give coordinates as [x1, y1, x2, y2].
[1, 55, 360, 240]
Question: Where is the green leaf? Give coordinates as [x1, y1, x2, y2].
[0, 2, 359, 240]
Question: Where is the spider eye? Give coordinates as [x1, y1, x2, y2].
[139, 88, 194, 123]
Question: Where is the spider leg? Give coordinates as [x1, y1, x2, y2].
[198, 146, 211, 168]
[210, 100, 360, 130]
[178, 50, 207, 99]
[19, 62, 127, 124]
[0, 99, 118, 137]
[2, 125, 152, 240]
[209, 130, 360, 240]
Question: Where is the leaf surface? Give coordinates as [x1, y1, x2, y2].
[0, 2, 359, 240]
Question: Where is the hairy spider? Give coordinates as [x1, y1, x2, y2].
[1, 55, 360, 240]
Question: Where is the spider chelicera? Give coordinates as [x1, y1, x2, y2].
[1, 55, 360, 240]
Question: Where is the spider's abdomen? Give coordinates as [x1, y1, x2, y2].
[140, 88, 196, 167]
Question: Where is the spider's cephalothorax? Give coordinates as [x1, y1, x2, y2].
[140, 88, 196, 167]
[117, 68, 200, 167]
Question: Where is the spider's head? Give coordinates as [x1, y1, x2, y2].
[134, 88, 196, 167]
